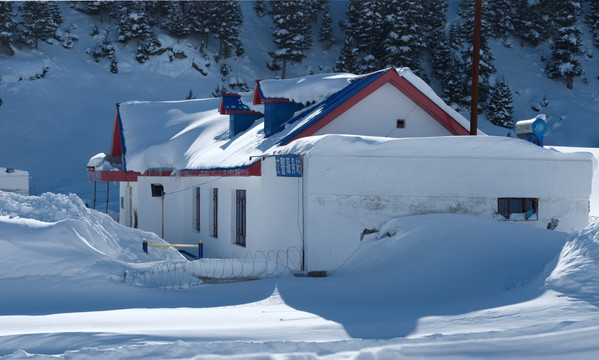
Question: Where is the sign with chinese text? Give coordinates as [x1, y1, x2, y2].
[275, 155, 302, 177]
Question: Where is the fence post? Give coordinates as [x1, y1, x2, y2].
[198, 241, 203, 259]
[143, 239, 148, 254]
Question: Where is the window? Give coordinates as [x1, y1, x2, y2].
[236, 190, 246, 247]
[212, 188, 218, 237]
[498, 198, 538, 220]
[396, 119, 406, 128]
[194, 187, 201, 231]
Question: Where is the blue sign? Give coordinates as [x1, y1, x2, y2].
[275, 155, 302, 177]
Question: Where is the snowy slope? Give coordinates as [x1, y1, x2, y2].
[1, 191, 599, 358]
[1, 1, 598, 210]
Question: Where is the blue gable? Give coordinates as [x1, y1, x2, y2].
[264, 102, 305, 137]
[230, 113, 262, 137]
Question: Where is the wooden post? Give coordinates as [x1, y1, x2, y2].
[93, 181, 97, 210]
[105, 181, 110, 213]
[470, 0, 482, 136]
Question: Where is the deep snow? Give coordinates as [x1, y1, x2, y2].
[1, 190, 599, 359]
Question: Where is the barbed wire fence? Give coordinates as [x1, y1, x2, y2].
[125, 247, 302, 289]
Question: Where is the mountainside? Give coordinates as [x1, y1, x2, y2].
[0, 1, 598, 211]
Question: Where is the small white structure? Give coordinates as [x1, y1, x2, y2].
[0, 167, 29, 196]
[88, 68, 595, 272]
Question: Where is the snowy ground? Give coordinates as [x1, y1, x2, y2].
[1, 189, 599, 359]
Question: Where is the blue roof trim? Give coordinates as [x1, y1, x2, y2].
[222, 95, 260, 113]
[276, 70, 388, 145]
[116, 104, 127, 171]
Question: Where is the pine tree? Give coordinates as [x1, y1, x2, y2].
[587, 0, 599, 48]
[486, 78, 514, 128]
[486, 0, 515, 40]
[337, 0, 387, 74]
[0, 3, 17, 54]
[162, 2, 190, 41]
[110, 55, 119, 74]
[268, 1, 313, 79]
[116, 2, 161, 62]
[384, 0, 426, 74]
[319, 5, 334, 50]
[546, 0, 583, 89]
[188, 1, 218, 50]
[87, 30, 115, 62]
[513, 0, 556, 47]
[421, 0, 448, 49]
[432, 25, 465, 107]
[254, 0, 267, 17]
[214, 0, 243, 60]
[71, 1, 113, 22]
[19, 1, 62, 49]
[335, 36, 359, 72]
[458, 0, 496, 105]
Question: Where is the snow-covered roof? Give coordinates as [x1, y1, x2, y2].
[105, 68, 481, 174]
[255, 72, 356, 104]
[0, 167, 28, 177]
[270, 134, 597, 163]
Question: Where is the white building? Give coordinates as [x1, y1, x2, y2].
[0, 167, 29, 196]
[88, 68, 595, 272]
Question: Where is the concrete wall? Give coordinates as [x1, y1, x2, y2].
[302, 154, 592, 271]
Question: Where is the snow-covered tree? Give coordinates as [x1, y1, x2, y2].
[486, 78, 514, 128]
[71, 1, 113, 22]
[254, 0, 267, 17]
[110, 55, 118, 74]
[421, 0, 448, 49]
[546, 0, 583, 89]
[432, 26, 464, 106]
[458, 0, 496, 104]
[117, 2, 150, 44]
[319, 4, 334, 50]
[513, 0, 556, 47]
[188, 1, 218, 50]
[384, 0, 426, 74]
[268, 1, 313, 79]
[213, 0, 243, 60]
[87, 30, 114, 62]
[587, 0, 599, 48]
[337, 0, 387, 74]
[0, 3, 17, 54]
[335, 36, 359, 73]
[19, 1, 62, 49]
[162, 2, 190, 41]
[486, 0, 516, 40]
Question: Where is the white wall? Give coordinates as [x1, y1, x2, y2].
[134, 169, 304, 266]
[313, 83, 452, 138]
[302, 154, 592, 272]
[0, 169, 29, 196]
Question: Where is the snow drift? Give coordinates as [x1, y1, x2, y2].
[546, 217, 599, 305]
[334, 214, 568, 306]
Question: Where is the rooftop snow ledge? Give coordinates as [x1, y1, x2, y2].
[270, 134, 596, 162]
[258, 73, 356, 104]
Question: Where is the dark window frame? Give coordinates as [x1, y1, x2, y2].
[235, 189, 247, 247]
[212, 188, 218, 237]
[498, 198, 538, 220]
[195, 187, 201, 231]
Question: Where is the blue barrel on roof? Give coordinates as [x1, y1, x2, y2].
[515, 116, 547, 147]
